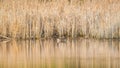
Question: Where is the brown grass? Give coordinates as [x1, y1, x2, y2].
[0, 0, 120, 39]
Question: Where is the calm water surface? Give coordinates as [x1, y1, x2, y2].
[0, 38, 120, 68]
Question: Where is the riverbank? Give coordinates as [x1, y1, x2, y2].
[0, 0, 120, 39]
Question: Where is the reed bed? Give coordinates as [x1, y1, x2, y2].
[0, 0, 120, 39]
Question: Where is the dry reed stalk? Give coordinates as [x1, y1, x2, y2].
[0, 0, 119, 39]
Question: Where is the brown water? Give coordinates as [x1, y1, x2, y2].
[0, 38, 119, 68]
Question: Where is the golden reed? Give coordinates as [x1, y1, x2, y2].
[0, 0, 120, 39]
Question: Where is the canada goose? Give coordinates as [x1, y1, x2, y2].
[57, 37, 66, 43]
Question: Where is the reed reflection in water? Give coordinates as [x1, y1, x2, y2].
[0, 39, 119, 68]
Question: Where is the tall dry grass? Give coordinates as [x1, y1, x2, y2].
[0, 0, 120, 39]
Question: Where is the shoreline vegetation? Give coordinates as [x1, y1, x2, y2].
[0, 0, 120, 40]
